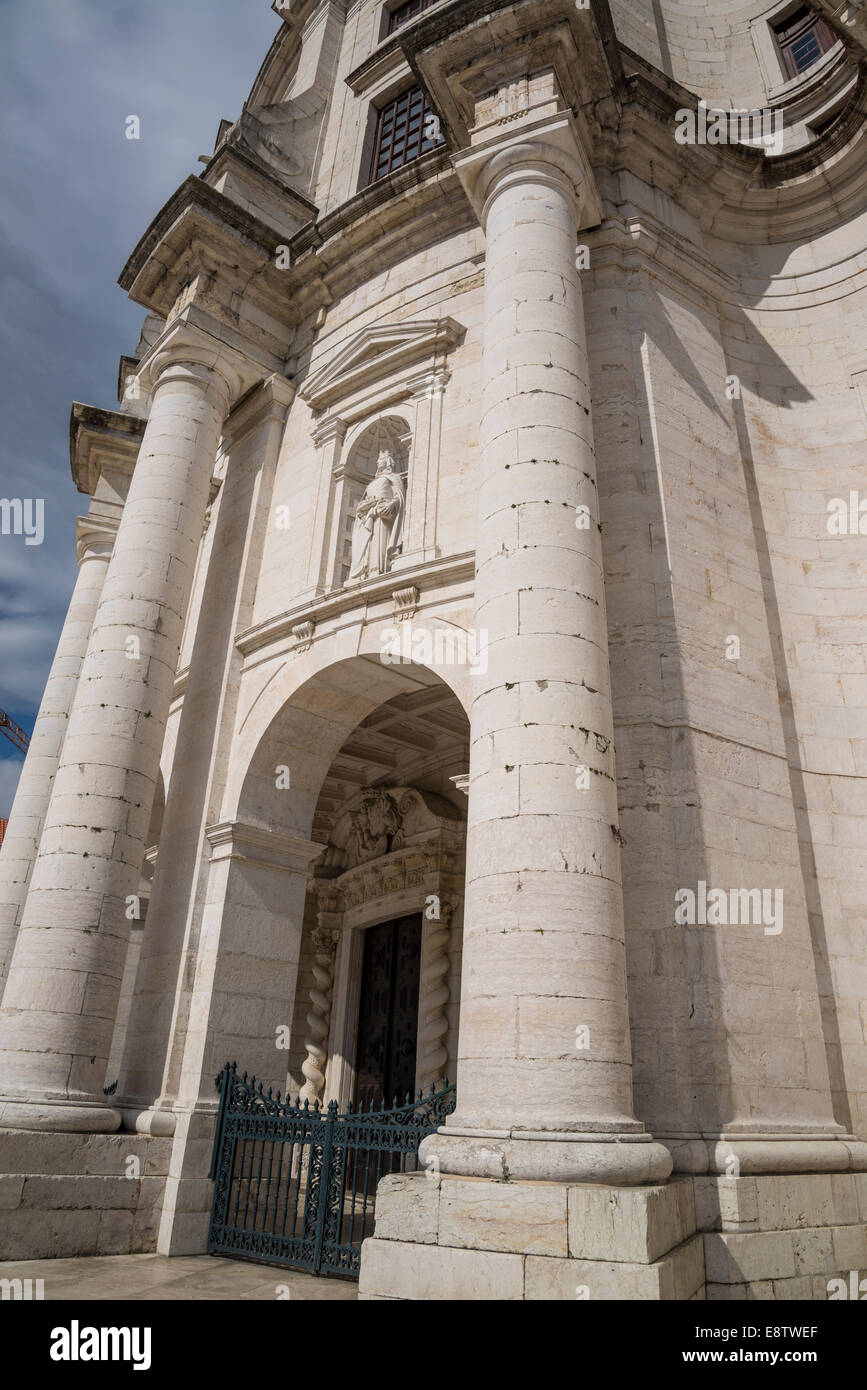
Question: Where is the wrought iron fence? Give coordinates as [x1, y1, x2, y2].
[207, 1061, 455, 1279]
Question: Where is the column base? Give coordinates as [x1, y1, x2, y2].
[0, 1097, 121, 1134]
[420, 1128, 674, 1184]
[666, 1134, 867, 1176]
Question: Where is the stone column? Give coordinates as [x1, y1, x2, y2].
[300, 925, 340, 1104]
[0, 519, 115, 993]
[423, 114, 670, 1186]
[0, 325, 245, 1133]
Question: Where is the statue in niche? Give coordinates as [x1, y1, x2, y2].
[348, 449, 405, 582]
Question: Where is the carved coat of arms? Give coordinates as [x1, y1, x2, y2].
[346, 787, 403, 865]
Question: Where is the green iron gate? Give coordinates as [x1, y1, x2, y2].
[207, 1061, 456, 1279]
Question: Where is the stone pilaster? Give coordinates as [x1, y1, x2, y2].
[0, 322, 252, 1133]
[0, 519, 116, 994]
[146, 821, 323, 1254]
[306, 415, 347, 594]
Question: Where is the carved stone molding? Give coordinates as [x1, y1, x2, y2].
[291, 620, 315, 652]
[205, 821, 323, 875]
[392, 585, 420, 621]
[299, 318, 464, 416]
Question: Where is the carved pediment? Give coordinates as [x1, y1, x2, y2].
[300, 319, 464, 414]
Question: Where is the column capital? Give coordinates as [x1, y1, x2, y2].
[312, 414, 348, 450]
[452, 112, 602, 231]
[133, 315, 264, 409]
[75, 515, 117, 565]
[221, 372, 296, 447]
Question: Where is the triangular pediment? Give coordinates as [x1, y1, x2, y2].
[300, 318, 464, 413]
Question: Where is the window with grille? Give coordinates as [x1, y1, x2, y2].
[387, 0, 437, 35]
[772, 7, 835, 79]
[368, 85, 444, 183]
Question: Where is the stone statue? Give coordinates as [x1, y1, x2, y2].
[348, 449, 405, 581]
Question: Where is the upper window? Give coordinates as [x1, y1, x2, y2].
[387, 0, 437, 35]
[369, 85, 444, 183]
[772, 7, 835, 79]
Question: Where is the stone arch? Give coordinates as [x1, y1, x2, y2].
[232, 650, 469, 844]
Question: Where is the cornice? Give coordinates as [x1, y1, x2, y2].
[199, 142, 318, 227]
[613, 51, 867, 244]
[399, 0, 625, 150]
[235, 550, 476, 660]
[345, 34, 405, 94]
[205, 819, 324, 874]
[119, 176, 282, 302]
[69, 403, 146, 496]
[290, 144, 461, 263]
[287, 151, 473, 312]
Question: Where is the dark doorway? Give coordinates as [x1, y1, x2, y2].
[353, 914, 422, 1108]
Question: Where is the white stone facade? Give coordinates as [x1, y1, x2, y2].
[1, 0, 866, 1298]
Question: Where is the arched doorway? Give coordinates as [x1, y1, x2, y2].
[284, 682, 469, 1111]
[205, 659, 469, 1276]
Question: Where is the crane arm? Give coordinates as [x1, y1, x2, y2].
[0, 710, 30, 754]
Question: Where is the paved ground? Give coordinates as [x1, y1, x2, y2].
[0, 1253, 358, 1300]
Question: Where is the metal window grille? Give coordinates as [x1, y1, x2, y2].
[369, 85, 444, 184]
[386, 0, 436, 36]
[772, 7, 835, 79]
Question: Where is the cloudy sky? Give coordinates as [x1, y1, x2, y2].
[0, 0, 278, 815]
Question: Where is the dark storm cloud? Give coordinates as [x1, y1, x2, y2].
[0, 0, 278, 811]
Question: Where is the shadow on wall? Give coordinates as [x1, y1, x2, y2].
[592, 240, 851, 1152]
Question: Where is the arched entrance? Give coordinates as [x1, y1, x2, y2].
[284, 682, 469, 1113]
[205, 661, 469, 1277]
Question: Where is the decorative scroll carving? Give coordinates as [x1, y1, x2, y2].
[299, 926, 339, 1104]
[418, 899, 456, 1091]
[392, 585, 419, 621]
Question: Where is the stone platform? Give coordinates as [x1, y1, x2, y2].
[0, 1131, 171, 1261]
[358, 1172, 867, 1300]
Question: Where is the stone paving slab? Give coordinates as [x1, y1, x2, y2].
[0, 1253, 357, 1301]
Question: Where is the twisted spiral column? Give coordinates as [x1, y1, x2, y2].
[418, 903, 454, 1091]
[300, 927, 338, 1104]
